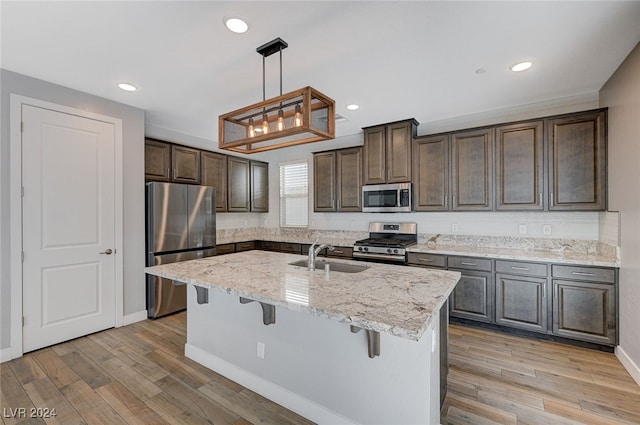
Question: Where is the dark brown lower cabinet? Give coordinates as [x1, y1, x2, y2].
[449, 270, 494, 323]
[495, 273, 547, 332]
[553, 279, 616, 345]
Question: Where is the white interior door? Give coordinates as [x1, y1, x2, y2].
[22, 104, 116, 353]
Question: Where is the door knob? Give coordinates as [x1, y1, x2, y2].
[100, 249, 113, 255]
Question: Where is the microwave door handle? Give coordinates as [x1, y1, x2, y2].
[397, 190, 401, 207]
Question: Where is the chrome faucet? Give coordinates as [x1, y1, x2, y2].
[308, 238, 335, 270]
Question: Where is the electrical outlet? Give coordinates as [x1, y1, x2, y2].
[451, 223, 458, 232]
[543, 225, 552, 235]
[519, 224, 527, 235]
[257, 342, 265, 359]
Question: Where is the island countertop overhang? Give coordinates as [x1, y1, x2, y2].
[145, 251, 461, 341]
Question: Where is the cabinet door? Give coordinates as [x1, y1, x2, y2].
[336, 147, 362, 211]
[171, 145, 201, 183]
[495, 121, 544, 210]
[250, 161, 269, 212]
[451, 128, 494, 210]
[314, 152, 336, 211]
[145, 139, 171, 181]
[363, 125, 386, 184]
[547, 110, 606, 211]
[496, 273, 547, 332]
[449, 270, 494, 322]
[553, 279, 616, 345]
[227, 157, 250, 212]
[413, 135, 450, 211]
[201, 152, 227, 212]
[386, 121, 414, 183]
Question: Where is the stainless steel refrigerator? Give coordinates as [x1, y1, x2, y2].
[145, 182, 216, 318]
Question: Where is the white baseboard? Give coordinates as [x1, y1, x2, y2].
[616, 345, 640, 387]
[1, 347, 13, 363]
[185, 343, 356, 425]
[123, 310, 148, 326]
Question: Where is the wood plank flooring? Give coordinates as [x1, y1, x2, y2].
[2, 314, 639, 425]
[0, 313, 314, 425]
[442, 324, 640, 425]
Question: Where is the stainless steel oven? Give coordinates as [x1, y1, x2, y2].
[362, 183, 412, 213]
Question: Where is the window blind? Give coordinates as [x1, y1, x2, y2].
[279, 161, 308, 227]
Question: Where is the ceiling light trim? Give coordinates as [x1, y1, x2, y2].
[510, 61, 533, 72]
[224, 17, 249, 34]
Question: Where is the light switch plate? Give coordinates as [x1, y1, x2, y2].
[519, 224, 527, 235]
[543, 225, 552, 235]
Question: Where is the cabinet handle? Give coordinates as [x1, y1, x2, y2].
[511, 266, 530, 271]
[460, 261, 477, 266]
[571, 271, 595, 277]
[173, 168, 177, 179]
[419, 258, 434, 263]
[444, 195, 448, 209]
[167, 168, 170, 178]
[550, 192, 554, 206]
[338, 199, 341, 209]
[539, 192, 543, 206]
[334, 250, 344, 254]
[453, 195, 456, 207]
[542, 284, 546, 299]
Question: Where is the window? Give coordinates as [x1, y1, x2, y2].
[279, 161, 308, 227]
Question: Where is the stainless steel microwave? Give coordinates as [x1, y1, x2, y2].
[362, 183, 412, 213]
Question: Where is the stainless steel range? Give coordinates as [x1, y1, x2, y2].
[353, 222, 417, 263]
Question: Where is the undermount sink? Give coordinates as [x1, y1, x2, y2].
[289, 259, 369, 273]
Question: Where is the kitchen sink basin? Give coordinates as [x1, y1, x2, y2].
[289, 259, 369, 273]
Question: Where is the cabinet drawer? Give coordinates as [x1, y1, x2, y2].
[552, 265, 615, 284]
[235, 241, 256, 252]
[496, 260, 547, 277]
[448, 256, 492, 272]
[327, 246, 353, 258]
[216, 243, 236, 255]
[280, 243, 302, 254]
[259, 241, 280, 251]
[407, 252, 446, 268]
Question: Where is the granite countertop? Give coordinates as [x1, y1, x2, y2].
[407, 244, 619, 267]
[215, 228, 619, 268]
[145, 251, 461, 341]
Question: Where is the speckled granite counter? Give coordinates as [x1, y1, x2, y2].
[408, 244, 618, 267]
[145, 250, 461, 341]
[216, 227, 620, 267]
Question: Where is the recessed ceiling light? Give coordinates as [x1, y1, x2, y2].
[510, 61, 533, 72]
[224, 17, 248, 34]
[117, 83, 137, 92]
[346, 104, 360, 111]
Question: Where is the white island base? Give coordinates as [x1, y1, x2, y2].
[185, 284, 443, 425]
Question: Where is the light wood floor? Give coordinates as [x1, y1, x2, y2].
[2, 314, 639, 425]
[442, 324, 640, 425]
[0, 313, 314, 425]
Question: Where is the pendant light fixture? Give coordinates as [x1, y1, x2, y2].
[219, 37, 335, 154]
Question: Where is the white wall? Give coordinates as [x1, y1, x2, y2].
[600, 42, 640, 383]
[0, 70, 145, 352]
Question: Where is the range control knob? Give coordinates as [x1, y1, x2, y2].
[364, 247, 369, 252]
[393, 249, 399, 254]
[387, 248, 392, 254]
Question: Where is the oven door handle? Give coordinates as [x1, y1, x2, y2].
[353, 251, 405, 262]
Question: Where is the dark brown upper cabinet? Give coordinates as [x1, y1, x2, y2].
[250, 160, 269, 212]
[547, 110, 607, 211]
[451, 127, 494, 211]
[314, 151, 337, 212]
[313, 147, 362, 212]
[336, 147, 363, 211]
[171, 145, 201, 184]
[495, 121, 544, 211]
[145, 138, 171, 182]
[413, 134, 450, 211]
[363, 119, 417, 184]
[201, 151, 228, 212]
[227, 156, 250, 212]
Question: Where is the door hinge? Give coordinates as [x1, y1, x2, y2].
[22, 317, 25, 327]
[21, 122, 24, 132]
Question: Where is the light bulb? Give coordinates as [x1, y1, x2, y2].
[247, 118, 255, 138]
[277, 110, 285, 131]
[261, 114, 270, 134]
[294, 104, 303, 127]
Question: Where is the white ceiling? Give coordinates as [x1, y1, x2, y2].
[2, 1, 640, 143]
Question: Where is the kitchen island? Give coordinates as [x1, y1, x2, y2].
[145, 251, 461, 424]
